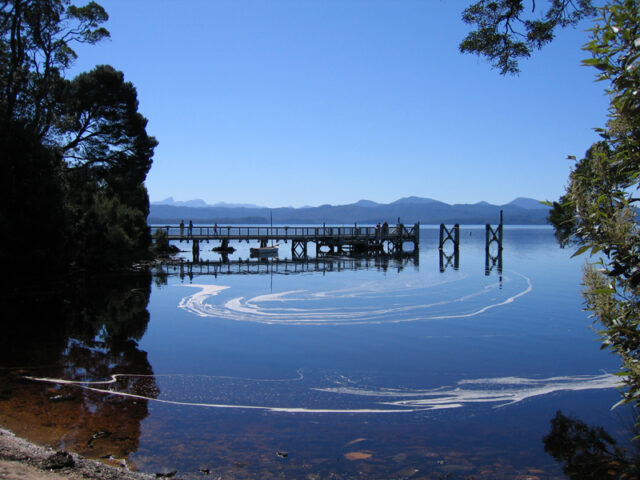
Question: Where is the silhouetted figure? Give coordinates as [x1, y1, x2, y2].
[179, 220, 184, 241]
[189, 220, 193, 237]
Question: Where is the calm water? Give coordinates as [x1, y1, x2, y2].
[0, 226, 632, 479]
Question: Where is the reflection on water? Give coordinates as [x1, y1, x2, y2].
[0, 228, 637, 478]
[0, 273, 158, 462]
[155, 254, 419, 281]
[544, 410, 640, 479]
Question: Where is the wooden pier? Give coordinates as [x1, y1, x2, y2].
[153, 223, 420, 258]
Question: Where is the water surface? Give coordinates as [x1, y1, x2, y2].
[0, 226, 631, 479]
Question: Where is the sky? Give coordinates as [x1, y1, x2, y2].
[69, 0, 609, 208]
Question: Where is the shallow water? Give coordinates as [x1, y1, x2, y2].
[0, 226, 632, 479]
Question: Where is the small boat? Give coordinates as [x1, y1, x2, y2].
[250, 245, 279, 257]
[212, 245, 236, 253]
[250, 211, 279, 257]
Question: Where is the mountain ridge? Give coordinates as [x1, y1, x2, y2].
[149, 196, 551, 225]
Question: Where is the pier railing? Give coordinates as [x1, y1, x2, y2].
[153, 224, 419, 242]
[151, 223, 419, 258]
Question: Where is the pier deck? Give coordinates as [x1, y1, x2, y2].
[153, 223, 420, 258]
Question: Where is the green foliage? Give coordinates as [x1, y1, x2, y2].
[547, 194, 577, 247]
[73, 191, 149, 268]
[462, 0, 640, 406]
[544, 0, 640, 404]
[0, 0, 110, 134]
[152, 228, 170, 252]
[56, 65, 158, 263]
[460, 0, 596, 74]
[56, 65, 157, 183]
[0, 1, 156, 271]
[0, 120, 69, 270]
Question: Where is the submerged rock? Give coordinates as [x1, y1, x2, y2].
[344, 451, 372, 461]
[154, 469, 177, 478]
[43, 451, 75, 469]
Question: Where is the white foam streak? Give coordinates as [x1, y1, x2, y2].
[24, 375, 412, 413]
[177, 285, 230, 317]
[24, 372, 620, 414]
[316, 374, 621, 411]
[177, 273, 533, 325]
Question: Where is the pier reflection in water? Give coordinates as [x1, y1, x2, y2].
[0, 273, 158, 461]
[155, 254, 419, 282]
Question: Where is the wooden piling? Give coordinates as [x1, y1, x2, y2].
[439, 224, 460, 250]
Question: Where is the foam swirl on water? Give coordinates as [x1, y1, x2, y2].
[177, 272, 533, 325]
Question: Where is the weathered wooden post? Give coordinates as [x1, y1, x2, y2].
[485, 210, 503, 276]
[291, 239, 308, 259]
[439, 224, 460, 272]
[485, 213, 503, 253]
[439, 224, 460, 250]
[192, 239, 200, 263]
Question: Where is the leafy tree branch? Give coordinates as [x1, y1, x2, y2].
[460, 0, 597, 74]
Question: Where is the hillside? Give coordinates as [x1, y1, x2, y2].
[149, 197, 550, 225]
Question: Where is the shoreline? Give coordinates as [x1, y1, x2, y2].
[0, 428, 153, 480]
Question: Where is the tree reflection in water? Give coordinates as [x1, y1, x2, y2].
[543, 410, 640, 479]
[0, 272, 158, 461]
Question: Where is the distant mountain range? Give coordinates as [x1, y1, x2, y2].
[149, 196, 551, 225]
[154, 197, 265, 209]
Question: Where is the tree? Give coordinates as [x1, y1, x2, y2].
[55, 65, 158, 263]
[0, 0, 109, 134]
[0, 1, 157, 271]
[0, 120, 68, 269]
[460, 0, 596, 74]
[461, 0, 640, 404]
[0, 1, 111, 271]
[56, 65, 156, 191]
[558, 0, 640, 404]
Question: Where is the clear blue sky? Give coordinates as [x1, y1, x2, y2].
[69, 0, 608, 208]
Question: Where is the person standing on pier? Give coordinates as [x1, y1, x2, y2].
[189, 220, 193, 237]
[180, 220, 184, 241]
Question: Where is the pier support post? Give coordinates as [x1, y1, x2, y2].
[485, 212, 504, 278]
[192, 239, 200, 262]
[439, 224, 460, 272]
[439, 224, 460, 250]
[292, 240, 308, 259]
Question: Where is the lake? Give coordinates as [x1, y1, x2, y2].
[0, 226, 632, 479]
